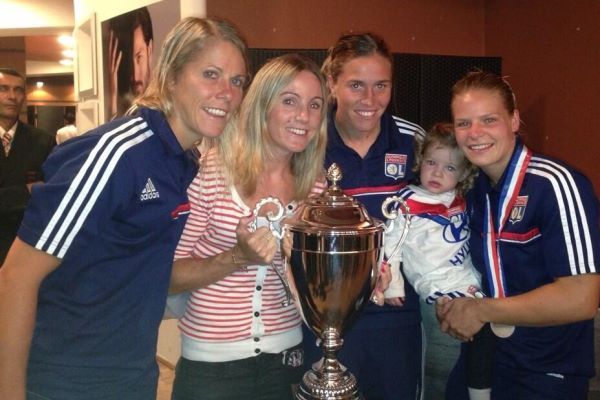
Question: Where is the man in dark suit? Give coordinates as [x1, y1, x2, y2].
[0, 68, 55, 264]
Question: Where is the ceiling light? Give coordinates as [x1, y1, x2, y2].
[36, 81, 44, 88]
[59, 59, 74, 66]
[58, 35, 74, 47]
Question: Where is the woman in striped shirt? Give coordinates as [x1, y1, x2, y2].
[169, 53, 329, 400]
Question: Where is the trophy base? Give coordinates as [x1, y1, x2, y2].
[294, 368, 363, 400]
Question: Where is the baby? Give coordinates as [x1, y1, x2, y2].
[383, 122, 494, 400]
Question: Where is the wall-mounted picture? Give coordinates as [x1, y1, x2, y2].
[101, 1, 180, 121]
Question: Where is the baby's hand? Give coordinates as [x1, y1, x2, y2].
[371, 288, 385, 306]
[381, 258, 405, 306]
[371, 262, 393, 306]
[385, 297, 405, 307]
[378, 261, 392, 291]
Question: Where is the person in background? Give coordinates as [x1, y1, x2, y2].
[440, 70, 600, 400]
[302, 32, 426, 400]
[168, 53, 328, 400]
[383, 122, 494, 400]
[0, 17, 248, 400]
[0, 68, 54, 265]
[55, 111, 78, 144]
[108, 6, 153, 118]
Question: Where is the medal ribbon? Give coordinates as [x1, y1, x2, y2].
[483, 144, 532, 298]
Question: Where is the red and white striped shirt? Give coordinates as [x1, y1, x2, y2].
[175, 148, 326, 361]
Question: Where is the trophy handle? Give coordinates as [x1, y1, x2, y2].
[381, 195, 412, 266]
[250, 197, 292, 307]
[250, 196, 285, 239]
[369, 196, 412, 305]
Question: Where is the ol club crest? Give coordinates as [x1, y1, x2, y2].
[509, 195, 528, 224]
[384, 153, 407, 179]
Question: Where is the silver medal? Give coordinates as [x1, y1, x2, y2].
[490, 323, 515, 338]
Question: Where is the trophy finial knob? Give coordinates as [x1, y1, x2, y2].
[327, 163, 342, 187]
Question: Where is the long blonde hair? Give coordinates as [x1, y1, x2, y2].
[134, 17, 248, 117]
[220, 53, 328, 200]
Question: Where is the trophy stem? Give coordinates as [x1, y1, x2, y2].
[295, 328, 362, 400]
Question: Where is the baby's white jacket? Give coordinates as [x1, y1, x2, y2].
[383, 185, 482, 304]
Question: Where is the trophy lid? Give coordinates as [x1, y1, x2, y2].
[289, 163, 382, 234]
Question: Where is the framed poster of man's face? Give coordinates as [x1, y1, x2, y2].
[101, 1, 180, 121]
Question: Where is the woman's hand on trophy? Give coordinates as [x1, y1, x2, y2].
[235, 215, 278, 267]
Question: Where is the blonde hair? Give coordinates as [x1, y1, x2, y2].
[134, 17, 248, 116]
[220, 53, 328, 200]
[413, 122, 478, 196]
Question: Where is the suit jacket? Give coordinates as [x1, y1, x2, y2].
[0, 121, 55, 263]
